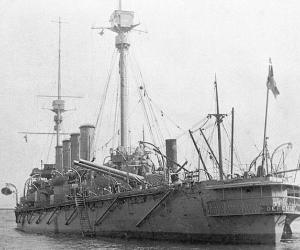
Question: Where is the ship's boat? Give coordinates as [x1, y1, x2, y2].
[11, 1, 300, 245]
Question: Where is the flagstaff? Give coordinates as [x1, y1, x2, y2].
[261, 80, 270, 173]
[261, 58, 280, 174]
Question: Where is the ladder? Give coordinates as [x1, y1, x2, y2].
[75, 193, 95, 237]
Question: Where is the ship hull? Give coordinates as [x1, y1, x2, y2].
[16, 227, 283, 245]
[15, 181, 289, 245]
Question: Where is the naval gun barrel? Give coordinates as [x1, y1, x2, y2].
[74, 159, 145, 184]
[74, 161, 129, 182]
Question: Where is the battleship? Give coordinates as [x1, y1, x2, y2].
[3, 0, 300, 245]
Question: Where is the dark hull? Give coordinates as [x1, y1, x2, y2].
[16, 180, 294, 245]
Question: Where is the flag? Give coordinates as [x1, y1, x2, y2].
[266, 60, 280, 98]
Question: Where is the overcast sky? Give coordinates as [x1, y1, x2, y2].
[1, 0, 300, 207]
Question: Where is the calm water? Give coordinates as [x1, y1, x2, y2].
[1, 210, 300, 250]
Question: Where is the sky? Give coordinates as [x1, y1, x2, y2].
[1, 0, 300, 207]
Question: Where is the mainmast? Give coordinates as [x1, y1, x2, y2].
[207, 76, 226, 180]
[92, 1, 140, 152]
[214, 77, 224, 180]
[230, 107, 234, 177]
[118, 30, 129, 149]
[109, 1, 137, 150]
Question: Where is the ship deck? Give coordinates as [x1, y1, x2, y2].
[204, 176, 300, 189]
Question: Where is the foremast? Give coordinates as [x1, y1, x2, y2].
[52, 17, 65, 172]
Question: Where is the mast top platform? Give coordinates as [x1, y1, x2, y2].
[110, 10, 135, 33]
[52, 99, 65, 113]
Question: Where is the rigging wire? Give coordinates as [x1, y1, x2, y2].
[112, 77, 120, 148]
[146, 95, 165, 148]
[129, 51, 167, 148]
[93, 49, 118, 153]
[130, 50, 182, 132]
[176, 117, 209, 140]
[127, 51, 169, 167]
[221, 122, 242, 171]
[161, 110, 172, 138]
[128, 53, 157, 146]
[94, 49, 117, 128]
[96, 53, 155, 152]
[222, 120, 242, 167]
[148, 97, 183, 131]
[234, 109, 259, 154]
[39, 116, 54, 162]
[46, 134, 55, 163]
[98, 97, 143, 151]
[199, 122, 218, 178]
[209, 123, 217, 175]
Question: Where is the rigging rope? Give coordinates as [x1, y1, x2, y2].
[200, 122, 218, 178]
[221, 122, 242, 168]
[128, 53, 158, 146]
[176, 117, 209, 140]
[46, 134, 55, 163]
[145, 94, 165, 148]
[94, 49, 117, 129]
[130, 51, 168, 148]
[209, 123, 217, 167]
[112, 78, 120, 148]
[161, 110, 172, 138]
[40, 116, 54, 162]
[93, 50, 118, 153]
[148, 97, 183, 131]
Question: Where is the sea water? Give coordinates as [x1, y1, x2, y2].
[1, 209, 300, 250]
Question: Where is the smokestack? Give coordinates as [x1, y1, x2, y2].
[55, 145, 63, 172]
[79, 124, 95, 161]
[70, 133, 80, 166]
[62, 139, 71, 172]
[166, 139, 177, 173]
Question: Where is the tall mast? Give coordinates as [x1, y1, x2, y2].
[214, 76, 224, 180]
[230, 107, 234, 177]
[57, 16, 62, 145]
[261, 87, 269, 174]
[52, 17, 65, 172]
[113, 1, 136, 150]
[261, 59, 280, 174]
[118, 34, 129, 149]
[92, 1, 138, 150]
